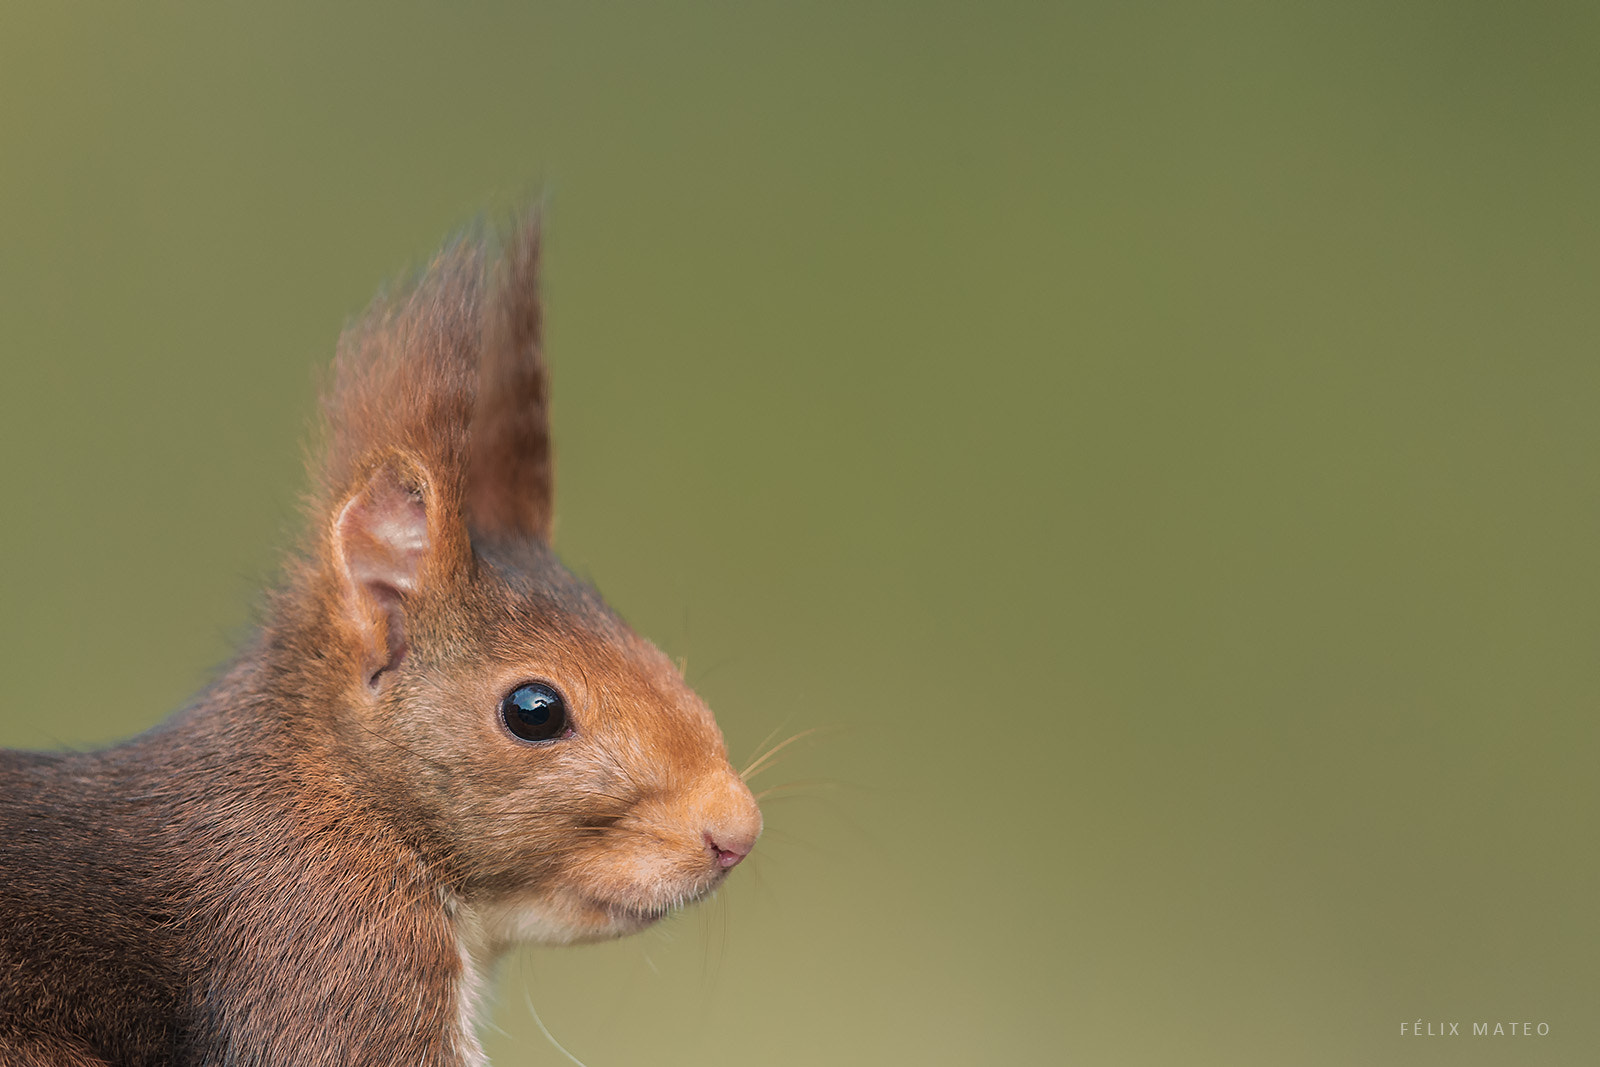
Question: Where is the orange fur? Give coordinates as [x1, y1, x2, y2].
[0, 215, 761, 1066]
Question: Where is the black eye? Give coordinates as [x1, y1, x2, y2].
[500, 682, 569, 743]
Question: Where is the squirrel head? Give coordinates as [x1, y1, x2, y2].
[277, 218, 760, 949]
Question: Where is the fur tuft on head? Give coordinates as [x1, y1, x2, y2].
[318, 239, 483, 523]
[305, 214, 553, 562]
[472, 215, 554, 542]
[288, 216, 552, 683]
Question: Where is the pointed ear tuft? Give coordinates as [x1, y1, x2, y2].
[306, 239, 485, 685]
[469, 214, 554, 542]
[331, 454, 447, 686]
[315, 239, 482, 533]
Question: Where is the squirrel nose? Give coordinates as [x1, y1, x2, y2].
[705, 830, 754, 868]
[699, 770, 762, 869]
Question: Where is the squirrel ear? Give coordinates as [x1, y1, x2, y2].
[331, 455, 446, 686]
[468, 216, 554, 542]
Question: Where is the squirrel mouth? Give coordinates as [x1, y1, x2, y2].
[595, 897, 673, 927]
[588, 872, 723, 929]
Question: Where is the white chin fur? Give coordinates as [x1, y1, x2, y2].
[453, 892, 657, 961]
[447, 889, 686, 1052]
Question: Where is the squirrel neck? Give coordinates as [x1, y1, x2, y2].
[10, 616, 490, 1064]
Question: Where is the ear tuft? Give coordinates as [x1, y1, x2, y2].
[308, 238, 487, 683]
[469, 214, 554, 542]
[301, 212, 555, 683]
[315, 239, 482, 533]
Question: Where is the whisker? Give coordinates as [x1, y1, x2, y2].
[350, 718, 457, 773]
[483, 821, 678, 851]
[741, 715, 796, 779]
[523, 987, 590, 1067]
[740, 725, 835, 782]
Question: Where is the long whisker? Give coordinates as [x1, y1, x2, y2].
[350, 719, 457, 772]
[740, 726, 833, 782]
[740, 715, 796, 779]
[524, 987, 590, 1067]
[484, 820, 677, 850]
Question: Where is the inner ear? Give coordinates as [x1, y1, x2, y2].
[333, 460, 432, 687]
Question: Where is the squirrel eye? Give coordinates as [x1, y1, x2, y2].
[500, 682, 569, 743]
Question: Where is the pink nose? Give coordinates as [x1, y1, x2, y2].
[705, 831, 752, 869]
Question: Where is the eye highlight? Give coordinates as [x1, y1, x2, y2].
[500, 681, 570, 743]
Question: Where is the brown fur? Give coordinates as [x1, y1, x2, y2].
[0, 216, 762, 1066]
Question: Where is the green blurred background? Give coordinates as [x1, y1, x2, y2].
[2, 3, 1595, 1064]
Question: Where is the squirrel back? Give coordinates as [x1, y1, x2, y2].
[0, 218, 762, 1066]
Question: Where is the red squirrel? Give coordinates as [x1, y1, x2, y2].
[0, 217, 763, 1066]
